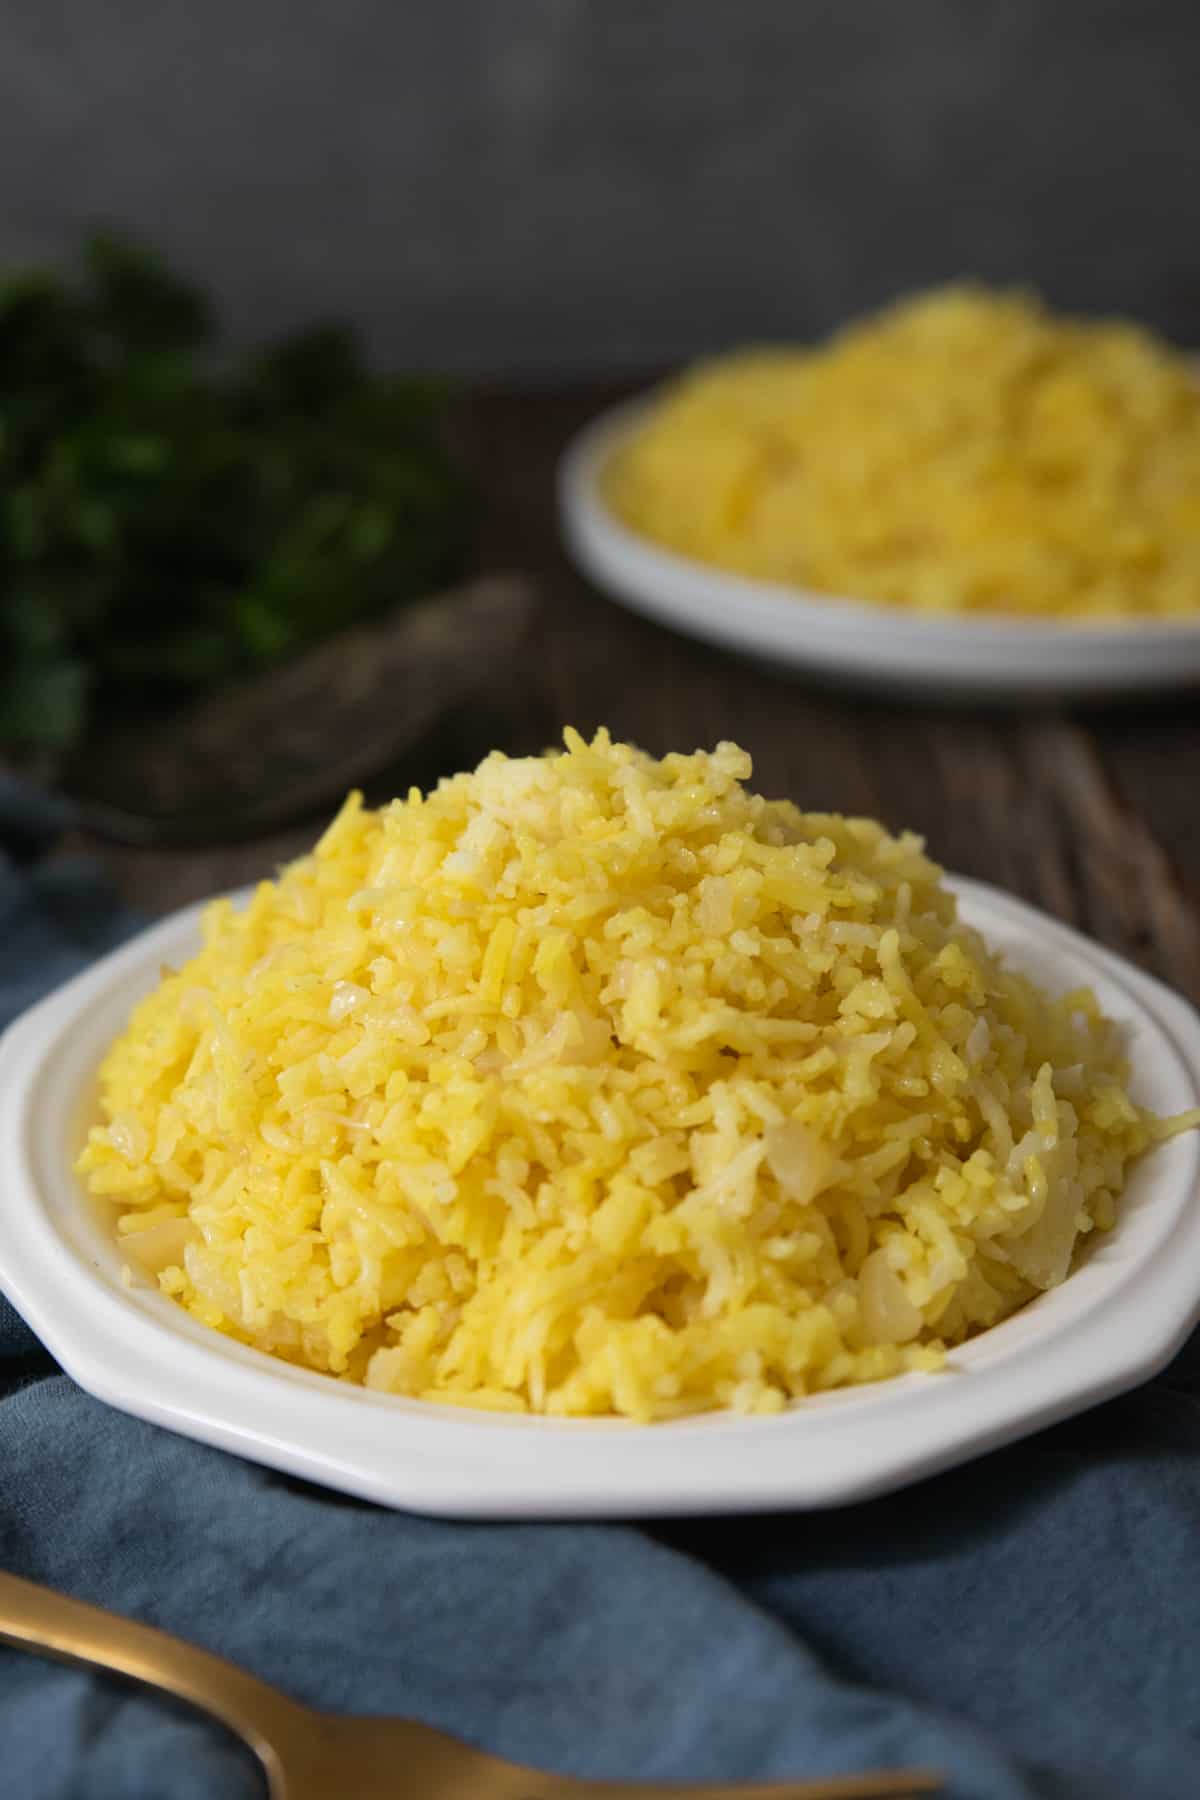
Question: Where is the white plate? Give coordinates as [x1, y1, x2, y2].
[558, 397, 1200, 700]
[1, 880, 1198, 1519]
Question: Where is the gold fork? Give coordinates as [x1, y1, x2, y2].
[0, 1570, 939, 1800]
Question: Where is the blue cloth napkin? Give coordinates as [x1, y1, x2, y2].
[1, 778, 1198, 1800]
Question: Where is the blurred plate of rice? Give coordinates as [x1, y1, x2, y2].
[559, 288, 1200, 699]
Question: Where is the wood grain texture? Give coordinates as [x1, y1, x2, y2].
[64, 383, 1200, 1006]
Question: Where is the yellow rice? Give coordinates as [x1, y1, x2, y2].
[78, 730, 1188, 1420]
[605, 285, 1200, 618]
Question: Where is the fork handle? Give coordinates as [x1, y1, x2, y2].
[0, 1570, 938, 1800]
[0, 1568, 293, 1797]
[540, 1778, 938, 1800]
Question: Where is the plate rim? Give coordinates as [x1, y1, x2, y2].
[1, 878, 1198, 1519]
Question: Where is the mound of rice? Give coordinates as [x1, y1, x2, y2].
[78, 730, 1181, 1420]
[605, 285, 1200, 618]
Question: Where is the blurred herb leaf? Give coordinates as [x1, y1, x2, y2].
[0, 234, 462, 749]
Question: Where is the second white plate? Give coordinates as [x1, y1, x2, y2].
[558, 396, 1200, 701]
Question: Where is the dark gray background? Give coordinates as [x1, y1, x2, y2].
[1, 1, 1196, 373]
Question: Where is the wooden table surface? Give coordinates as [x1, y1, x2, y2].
[68, 382, 1200, 1009]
